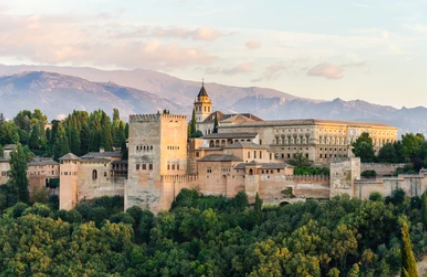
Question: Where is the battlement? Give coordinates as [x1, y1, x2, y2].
[129, 113, 187, 123]
[285, 174, 329, 181]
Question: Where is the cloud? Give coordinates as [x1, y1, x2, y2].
[307, 63, 344, 80]
[206, 62, 254, 75]
[0, 14, 218, 70]
[245, 40, 261, 50]
[115, 26, 225, 41]
[404, 24, 427, 35]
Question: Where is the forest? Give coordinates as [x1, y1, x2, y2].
[0, 188, 424, 276]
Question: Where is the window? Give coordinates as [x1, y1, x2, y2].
[172, 164, 175, 170]
[247, 152, 250, 159]
[142, 164, 147, 170]
[287, 154, 291, 159]
[136, 164, 140, 170]
[260, 151, 262, 159]
[104, 172, 107, 177]
[92, 170, 98, 180]
[167, 164, 170, 170]
[207, 167, 212, 173]
[281, 154, 285, 159]
[254, 151, 257, 159]
[259, 140, 262, 145]
[277, 169, 280, 173]
[320, 154, 323, 158]
[196, 152, 200, 157]
[149, 164, 153, 170]
[305, 153, 309, 158]
[177, 164, 180, 170]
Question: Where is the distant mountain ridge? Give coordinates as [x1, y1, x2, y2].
[0, 64, 426, 135]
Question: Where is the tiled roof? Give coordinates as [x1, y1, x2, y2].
[59, 153, 80, 161]
[202, 132, 258, 139]
[112, 160, 128, 165]
[198, 154, 243, 162]
[202, 111, 263, 124]
[225, 141, 268, 149]
[234, 162, 290, 169]
[81, 151, 121, 158]
[4, 144, 17, 150]
[28, 158, 59, 166]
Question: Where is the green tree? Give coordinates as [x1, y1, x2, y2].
[8, 144, 30, 203]
[254, 192, 263, 225]
[53, 124, 70, 160]
[101, 112, 113, 151]
[121, 140, 128, 160]
[113, 108, 120, 122]
[288, 152, 310, 167]
[402, 133, 424, 159]
[29, 124, 41, 150]
[69, 126, 81, 156]
[378, 143, 397, 163]
[80, 123, 91, 155]
[213, 116, 219, 133]
[401, 220, 418, 277]
[0, 145, 3, 157]
[0, 122, 19, 145]
[347, 264, 360, 277]
[353, 141, 375, 162]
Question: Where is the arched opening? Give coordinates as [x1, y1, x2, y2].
[209, 140, 214, 147]
[249, 169, 253, 175]
[92, 170, 98, 180]
[280, 201, 290, 207]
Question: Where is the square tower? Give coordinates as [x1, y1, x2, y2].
[126, 113, 188, 212]
[194, 84, 212, 123]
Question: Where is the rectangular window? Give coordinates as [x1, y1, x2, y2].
[149, 164, 153, 170]
[320, 154, 323, 158]
[259, 140, 262, 145]
[142, 164, 147, 170]
[207, 167, 212, 173]
[177, 164, 180, 170]
[260, 151, 262, 159]
[172, 164, 175, 170]
[196, 152, 200, 157]
[254, 151, 257, 159]
[167, 164, 170, 170]
[306, 153, 309, 158]
[269, 153, 272, 160]
[136, 164, 140, 170]
[247, 152, 250, 159]
[287, 154, 291, 159]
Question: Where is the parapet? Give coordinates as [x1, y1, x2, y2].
[130, 113, 187, 123]
[161, 175, 199, 183]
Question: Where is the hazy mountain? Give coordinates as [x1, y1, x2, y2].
[0, 65, 426, 135]
[0, 71, 184, 119]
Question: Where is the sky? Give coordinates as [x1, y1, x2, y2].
[0, 0, 426, 108]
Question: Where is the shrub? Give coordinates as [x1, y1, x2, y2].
[48, 195, 59, 210]
[361, 170, 377, 178]
[369, 191, 383, 202]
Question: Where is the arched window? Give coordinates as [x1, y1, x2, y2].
[92, 170, 98, 180]
[249, 169, 253, 175]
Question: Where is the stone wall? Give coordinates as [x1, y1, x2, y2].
[330, 158, 361, 198]
[361, 163, 405, 176]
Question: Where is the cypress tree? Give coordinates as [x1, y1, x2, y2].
[125, 123, 129, 139]
[101, 112, 113, 151]
[121, 140, 128, 160]
[70, 126, 81, 156]
[113, 108, 120, 122]
[254, 192, 263, 225]
[401, 221, 418, 277]
[213, 116, 219, 133]
[190, 109, 197, 136]
[8, 144, 30, 203]
[80, 123, 91, 155]
[29, 124, 41, 150]
[0, 145, 3, 157]
[53, 124, 69, 161]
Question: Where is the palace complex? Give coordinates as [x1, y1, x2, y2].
[2, 84, 425, 214]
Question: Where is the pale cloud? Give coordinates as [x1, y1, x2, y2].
[206, 62, 254, 75]
[245, 40, 261, 50]
[404, 24, 427, 35]
[114, 26, 225, 41]
[251, 62, 288, 82]
[0, 14, 217, 69]
[307, 63, 344, 80]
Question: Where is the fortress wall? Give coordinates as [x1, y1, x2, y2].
[361, 163, 406, 176]
[258, 175, 330, 204]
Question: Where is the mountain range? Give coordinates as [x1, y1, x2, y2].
[0, 64, 426, 135]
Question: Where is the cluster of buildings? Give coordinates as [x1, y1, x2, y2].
[4, 84, 427, 213]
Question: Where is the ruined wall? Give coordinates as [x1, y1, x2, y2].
[258, 175, 330, 205]
[329, 158, 361, 198]
[361, 163, 405, 176]
[355, 175, 427, 199]
[0, 162, 10, 185]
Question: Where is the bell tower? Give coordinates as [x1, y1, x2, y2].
[194, 80, 212, 123]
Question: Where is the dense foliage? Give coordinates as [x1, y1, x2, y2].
[0, 109, 128, 161]
[0, 188, 425, 276]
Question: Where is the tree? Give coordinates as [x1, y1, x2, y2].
[121, 140, 128, 160]
[378, 143, 397, 163]
[53, 124, 69, 160]
[0, 145, 3, 157]
[101, 112, 113, 151]
[401, 220, 418, 277]
[347, 264, 359, 277]
[80, 123, 91, 155]
[288, 152, 310, 167]
[0, 122, 19, 145]
[213, 116, 219, 133]
[69, 126, 81, 156]
[402, 133, 424, 159]
[189, 109, 197, 137]
[113, 108, 120, 122]
[254, 192, 263, 225]
[353, 141, 375, 163]
[29, 124, 41, 150]
[8, 144, 30, 203]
